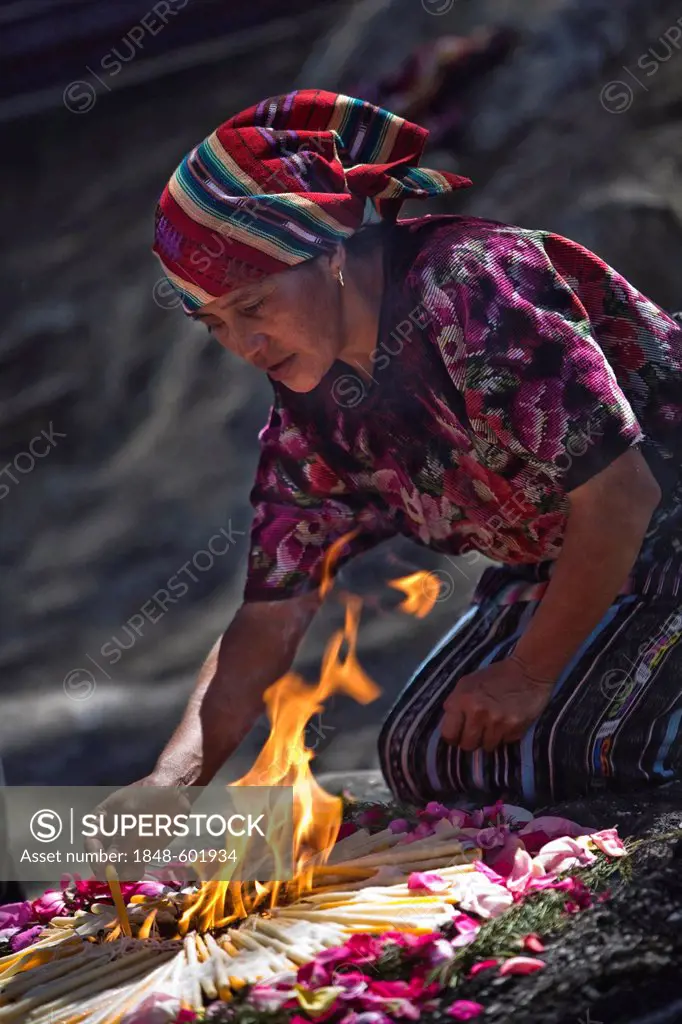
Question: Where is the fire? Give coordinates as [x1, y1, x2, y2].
[176, 552, 435, 935]
[389, 570, 440, 618]
[177, 540, 377, 934]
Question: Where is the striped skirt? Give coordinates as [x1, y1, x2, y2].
[378, 565, 682, 808]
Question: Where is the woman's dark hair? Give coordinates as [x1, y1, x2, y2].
[344, 222, 391, 259]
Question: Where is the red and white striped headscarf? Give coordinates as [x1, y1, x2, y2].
[152, 88, 471, 312]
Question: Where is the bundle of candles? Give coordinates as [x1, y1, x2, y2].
[0, 569, 541, 1022]
[0, 817, 483, 1023]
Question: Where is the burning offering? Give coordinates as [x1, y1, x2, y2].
[0, 576, 636, 1022]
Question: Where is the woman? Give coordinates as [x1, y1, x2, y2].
[148, 88, 682, 809]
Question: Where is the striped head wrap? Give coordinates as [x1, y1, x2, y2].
[152, 88, 472, 313]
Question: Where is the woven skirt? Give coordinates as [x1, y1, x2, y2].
[378, 564, 682, 808]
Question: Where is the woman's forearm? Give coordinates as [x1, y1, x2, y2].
[149, 594, 321, 787]
[513, 448, 661, 681]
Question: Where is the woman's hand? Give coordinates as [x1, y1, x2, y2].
[441, 658, 555, 752]
[83, 776, 193, 879]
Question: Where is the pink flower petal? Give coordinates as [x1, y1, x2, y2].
[499, 956, 545, 976]
[476, 826, 509, 851]
[473, 860, 506, 885]
[408, 871, 449, 894]
[388, 818, 410, 834]
[469, 958, 499, 977]
[423, 801, 451, 821]
[357, 807, 385, 827]
[589, 828, 626, 858]
[446, 1000, 484, 1019]
[0, 902, 33, 930]
[523, 933, 545, 953]
[519, 816, 586, 840]
[10, 926, 44, 951]
[453, 913, 480, 935]
[250, 982, 297, 1012]
[337, 822, 360, 841]
[487, 834, 525, 877]
[534, 837, 596, 875]
[515, 829, 552, 856]
[483, 799, 505, 821]
[504, 846, 545, 895]
[426, 938, 457, 966]
[31, 890, 69, 923]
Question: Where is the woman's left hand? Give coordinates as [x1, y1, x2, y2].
[441, 658, 555, 752]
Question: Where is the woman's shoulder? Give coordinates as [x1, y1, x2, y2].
[395, 212, 529, 255]
[396, 214, 619, 301]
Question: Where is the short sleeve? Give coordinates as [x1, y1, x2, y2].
[243, 399, 394, 602]
[416, 224, 645, 493]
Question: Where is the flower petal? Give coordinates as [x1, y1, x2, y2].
[407, 871, 449, 894]
[519, 816, 586, 839]
[589, 828, 626, 858]
[523, 934, 546, 953]
[294, 984, 342, 1016]
[0, 902, 33, 930]
[388, 818, 411, 834]
[499, 956, 545, 976]
[119, 993, 180, 1023]
[534, 837, 596, 875]
[446, 999, 484, 1019]
[10, 926, 43, 951]
[469, 958, 499, 977]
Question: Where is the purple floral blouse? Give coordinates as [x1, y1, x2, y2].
[243, 214, 682, 602]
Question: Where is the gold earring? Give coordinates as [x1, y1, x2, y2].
[337, 269, 345, 288]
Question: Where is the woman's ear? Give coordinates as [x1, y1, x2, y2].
[328, 242, 347, 280]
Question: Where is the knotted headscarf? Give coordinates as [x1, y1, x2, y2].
[153, 89, 472, 313]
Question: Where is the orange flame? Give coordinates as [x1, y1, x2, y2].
[177, 554, 438, 934]
[389, 570, 440, 618]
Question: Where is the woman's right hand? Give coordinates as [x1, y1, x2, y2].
[83, 775, 193, 879]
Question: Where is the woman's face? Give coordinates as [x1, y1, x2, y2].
[192, 253, 345, 392]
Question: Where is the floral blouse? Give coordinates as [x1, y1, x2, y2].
[243, 214, 682, 602]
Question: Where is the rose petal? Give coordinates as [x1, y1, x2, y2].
[250, 982, 297, 1012]
[589, 828, 626, 858]
[407, 871, 449, 894]
[453, 913, 480, 935]
[519, 816, 586, 840]
[337, 822, 360, 841]
[499, 956, 545, 976]
[534, 837, 596, 875]
[426, 938, 457, 966]
[473, 860, 506, 886]
[523, 933, 546, 953]
[515, 829, 552, 856]
[487, 834, 525, 876]
[469, 958, 499, 977]
[423, 801, 451, 821]
[458, 875, 514, 918]
[10, 926, 43, 951]
[357, 807, 385, 827]
[388, 818, 410, 834]
[476, 826, 509, 851]
[0, 902, 33, 930]
[446, 1000, 484, 1020]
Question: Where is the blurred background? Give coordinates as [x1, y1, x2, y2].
[2, 0, 682, 795]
